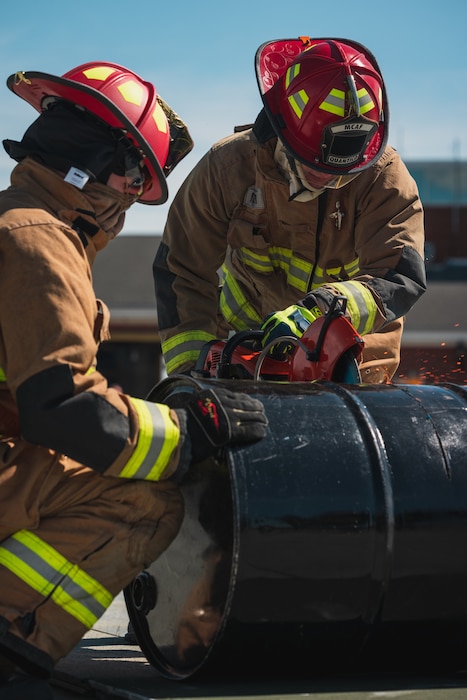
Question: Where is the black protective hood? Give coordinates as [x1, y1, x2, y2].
[3, 100, 137, 184]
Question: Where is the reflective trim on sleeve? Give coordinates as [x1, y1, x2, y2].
[120, 399, 179, 481]
[220, 266, 263, 330]
[0, 530, 113, 629]
[162, 330, 217, 375]
[287, 254, 313, 293]
[329, 280, 378, 335]
[311, 258, 360, 287]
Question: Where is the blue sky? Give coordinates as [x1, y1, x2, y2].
[0, 0, 465, 233]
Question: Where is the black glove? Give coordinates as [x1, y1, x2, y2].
[171, 386, 268, 464]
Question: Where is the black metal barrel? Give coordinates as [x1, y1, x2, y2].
[125, 377, 467, 679]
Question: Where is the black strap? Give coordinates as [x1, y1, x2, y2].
[234, 123, 254, 133]
[252, 109, 276, 143]
[71, 213, 100, 248]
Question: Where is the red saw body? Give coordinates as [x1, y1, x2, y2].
[195, 297, 364, 383]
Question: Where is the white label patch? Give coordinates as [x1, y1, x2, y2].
[243, 186, 264, 209]
[64, 167, 90, 190]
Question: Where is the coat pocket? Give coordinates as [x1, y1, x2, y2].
[226, 215, 269, 250]
[94, 299, 111, 343]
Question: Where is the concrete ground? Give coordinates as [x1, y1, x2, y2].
[3, 590, 467, 699]
[18, 593, 463, 700]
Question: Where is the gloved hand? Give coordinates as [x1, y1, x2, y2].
[260, 303, 322, 359]
[171, 386, 268, 464]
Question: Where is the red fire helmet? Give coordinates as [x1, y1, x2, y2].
[7, 62, 173, 204]
[255, 37, 389, 175]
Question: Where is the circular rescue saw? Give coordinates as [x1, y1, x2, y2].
[194, 295, 364, 384]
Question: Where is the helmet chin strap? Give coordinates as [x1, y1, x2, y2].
[274, 141, 325, 201]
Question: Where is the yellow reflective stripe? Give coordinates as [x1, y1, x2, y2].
[165, 349, 200, 375]
[312, 258, 361, 287]
[240, 246, 363, 298]
[153, 102, 169, 133]
[0, 543, 52, 597]
[311, 266, 326, 286]
[238, 248, 274, 273]
[238, 247, 312, 293]
[285, 63, 300, 89]
[332, 282, 361, 330]
[327, 265, 342, 277]
[83, 66, 116, 81]
[162, 330, 216, 375]
[320, 88, 345, 116]
[343, 258, 361, 278]
[0, 366, 5, 382]
[357, 88, 375, 115]
[330, 281, 378, 335]
[162, 330, 216, 354]
[242, 248, 361, 293]
[288, 89, 309, 119]
[121, 399, 179, 481]
[354, 282, 378, 334]
[269, 248, 290, 274]
[220, 268, 262, 330]
[118, 80, 144, 107]
[219, 295, 247, 330]
[0, 530, 112, 629]
[288, 256, 313, 293]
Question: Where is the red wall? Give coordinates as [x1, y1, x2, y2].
[424, 206, 467, 264]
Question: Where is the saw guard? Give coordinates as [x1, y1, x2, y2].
[287, 312, 363, 382]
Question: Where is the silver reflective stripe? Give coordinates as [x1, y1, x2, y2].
[220, 277, 262, 330]
[0, 532, 111, 627]
[126, 401, 168, 480]
[287, 256, 311, 292]
[238, 247, 312, 294]
[330, 281, 378, 334]
[239, 248, 273, 273]
[162, 337, 208, 374]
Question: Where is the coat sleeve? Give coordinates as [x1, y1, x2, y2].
[0, 220, 182, 480]
[306, 148, 426, 335]
[154, 148, 234, 374]
[355, 148, 426, 324]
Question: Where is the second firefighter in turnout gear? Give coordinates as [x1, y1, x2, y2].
[0, 62, 267, 687]
[154, 37, 426, 383]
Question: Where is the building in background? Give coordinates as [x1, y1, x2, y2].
[398, 161, 467, 384]
[93, 161, 467, 394]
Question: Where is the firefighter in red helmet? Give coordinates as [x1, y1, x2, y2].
[154, 37, 426, 383]
[0, 62, 267, 694]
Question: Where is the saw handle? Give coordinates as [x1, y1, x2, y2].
[306, 295, 347, 362]
[217, 330, 264, 378]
